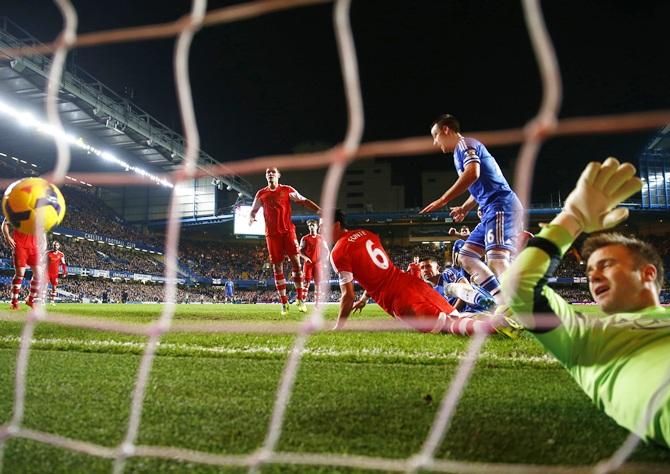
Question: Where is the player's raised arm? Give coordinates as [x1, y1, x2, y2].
[420, 163, 479, 214]
[287, 187, 320, 213]
[502, 158, 642, 334]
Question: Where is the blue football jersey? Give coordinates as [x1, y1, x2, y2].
[453, 137, 521, 216]
[435, 265, 492, 313]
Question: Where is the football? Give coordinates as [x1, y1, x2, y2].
[2, 177, 66, 235]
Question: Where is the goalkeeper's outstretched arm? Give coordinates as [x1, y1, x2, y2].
[501, 158, 643, 360]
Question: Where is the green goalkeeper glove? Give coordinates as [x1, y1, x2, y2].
[559, 157, 642, 235]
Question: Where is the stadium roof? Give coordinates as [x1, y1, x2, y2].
[0, 17, 252, 197]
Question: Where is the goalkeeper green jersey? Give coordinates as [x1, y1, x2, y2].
[504, 224, 670, 447]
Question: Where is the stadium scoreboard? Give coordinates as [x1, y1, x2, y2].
[234, 205, 265, 236]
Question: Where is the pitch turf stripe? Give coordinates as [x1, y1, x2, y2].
[0, 335, 558, 365]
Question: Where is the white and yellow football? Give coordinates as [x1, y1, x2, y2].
[2, 177, 66, 235]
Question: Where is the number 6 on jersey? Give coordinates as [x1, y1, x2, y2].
[366, 239, 389, 270]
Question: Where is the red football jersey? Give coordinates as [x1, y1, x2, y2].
[252, 184, 304, 236]
[406, 262, 421, 279]
[47, 250, 65, 275]
[300, 233, 325, 262]
[12, 229, 36, 249]
[330, 229, 407, 312]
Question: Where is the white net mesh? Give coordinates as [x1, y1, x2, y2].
[0, 0, 669, 472]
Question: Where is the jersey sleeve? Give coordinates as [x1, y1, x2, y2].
[457, 139, 481, 168]
[330, 242, 353, 284]
[286, 186, 306, 202]
[501, 224, 589, 367]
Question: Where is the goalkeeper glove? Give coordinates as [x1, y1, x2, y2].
[560, 157, 642, 234]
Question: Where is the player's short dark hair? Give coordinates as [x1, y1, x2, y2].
[306, 219, 318, 225]
[334, 209, 347, 228]
[432, 114, 461, 133]
[581, 233, 664, 292]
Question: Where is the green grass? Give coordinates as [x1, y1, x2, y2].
[0, 303, 668, 473]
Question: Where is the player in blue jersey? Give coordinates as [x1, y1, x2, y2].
[420, 114, 523, 305]
[419, 241, 496, 313]
[224, 278, 235, 303]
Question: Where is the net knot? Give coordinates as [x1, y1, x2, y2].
[406, 453, 431, 472]
[524, 116, 557, 140]
[120, 442, 135, 457]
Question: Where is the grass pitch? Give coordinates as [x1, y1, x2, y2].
[0, 303, 668, 473]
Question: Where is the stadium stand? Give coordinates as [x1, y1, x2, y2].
[3, 145, 670, 305]
[59, 186, 162, 247]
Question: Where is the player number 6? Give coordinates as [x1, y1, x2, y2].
[366, 240, 389, 270]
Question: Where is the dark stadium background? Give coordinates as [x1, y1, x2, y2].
[3, 0, 669, 206]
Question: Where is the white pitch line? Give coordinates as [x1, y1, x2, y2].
[0, 336, 558, 365]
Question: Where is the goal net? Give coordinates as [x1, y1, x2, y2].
[0, 1, 669, 472]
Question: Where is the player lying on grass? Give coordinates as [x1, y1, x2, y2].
[327, 209, 505, 336]
[418, 247, 495, 314]
[502, 157, 670, 448]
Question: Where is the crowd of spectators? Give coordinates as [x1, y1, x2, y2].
[59, 186, 161, 247]
[0, 274, 595, 305]
[0, 277, 344, 305]
[387, 243, 446, 270]
[553, 287, 593, 304]
[179, 241, 269, 280]
[2, 158, 670, 306]
[56, 279, 225, 304]
[53, 238, 165, 274]
[553, 252, 585, 278]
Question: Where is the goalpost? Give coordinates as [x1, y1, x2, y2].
[0, 0, 669, 472]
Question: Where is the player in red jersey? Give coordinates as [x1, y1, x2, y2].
[327, 210, 500, 335]
[249, 167, 320, 315]
[1, 218, 40, 309]
[46, 240, 67, 305]
[406, 255, 421, 279]
[299, 219, 329, 305]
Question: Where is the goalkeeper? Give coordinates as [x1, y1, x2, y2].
[502, 157, 670, 448]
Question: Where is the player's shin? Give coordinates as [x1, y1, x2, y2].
[459, 252, 504, 305]
[292, 270, 304, 301]
[27, 277, 40, 306]
[11, 276, 22, 307]
[273, 271, 288, 304]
